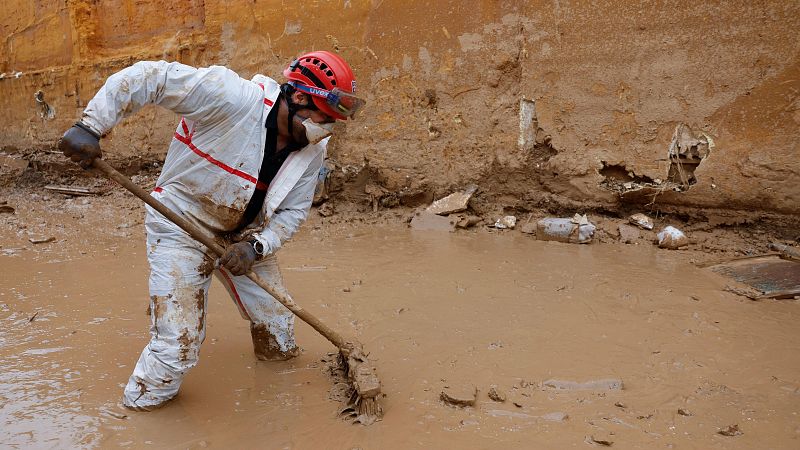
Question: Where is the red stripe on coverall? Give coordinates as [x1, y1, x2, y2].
[218, 268, 252, 321]
[173, 132, 268, 190]
[258, 83, 274, 106]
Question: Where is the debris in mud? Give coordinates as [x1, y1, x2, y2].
[0, 153, 29, 177]
[667, 123, 711, 190]
[364, 183, 388, 212]
[410, 211, 455, 231]
[425, 184, 478, 215]
[455, 215, 482, 229]
[657, 226, 688, 249]
[44, 184, 103, 196]
[101, 408, 128, 420]
[617, 224, 640, 244]
[587, 434, 614, 446]
[542, 378, 623, 391]
[769, 242, 800, 262]
[317, 202, 335, 217]
[717, 424, 742, 437]
[537, 214, 596, 244]
[677, 408, 693, 416]
[712, 255, 800, 299]
[0, 204, 14, 214]
[440, 385, 478, 407]
[487, 387, 507, 402]
[542, 411, 569, 422]
[494, 215, 517, 229]
[628, 213, 654, 230]
[723, 285, 762, 300]
[28, 236, 55, 244]
[28, 311, 39, 322]
[518, 215, 537, 234]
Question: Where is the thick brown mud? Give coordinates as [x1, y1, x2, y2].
[1, 221, 799, 448]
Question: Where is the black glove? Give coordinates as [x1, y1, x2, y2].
[220, 241, 257, 276]
[59, 123, 102, 169]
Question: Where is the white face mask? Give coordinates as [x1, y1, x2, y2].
[301, 118, 334, 145]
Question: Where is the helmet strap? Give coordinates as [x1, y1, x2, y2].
[281, 83, 318, 136]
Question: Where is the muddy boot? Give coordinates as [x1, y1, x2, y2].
[122, 395, 176, 412]
[250, 322, 300, 361]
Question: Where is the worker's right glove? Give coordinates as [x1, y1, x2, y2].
[59, 122, 102, 169]
[220, 241, 257, 276]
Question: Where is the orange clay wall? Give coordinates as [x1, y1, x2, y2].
[1, 1, 798, 213]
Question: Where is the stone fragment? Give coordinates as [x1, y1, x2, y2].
[440, 385, 477, 407]
[677, 408, 693, 416]
[519, 221, 537, 234]
[542, 378, 623, 391]
[487, 387, 507, 402]
[657, 226, 688, 249]
[628, 213, 654, 230]
[317, 202, 335, 217]
[718, 424, 742, 437]
[426, 185, 478, 215]
[494, 216, 517, 229]
[456, 215, 482, 229]
[588, 435, 614, 446]
[617, 224, 640, 244]
[28, 236, 55, 244]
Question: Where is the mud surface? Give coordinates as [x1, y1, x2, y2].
[2, 192, 799, 449]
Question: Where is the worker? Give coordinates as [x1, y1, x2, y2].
[58, 51, 364, 411]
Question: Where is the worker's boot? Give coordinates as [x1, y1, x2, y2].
[250, 322, 300, 361]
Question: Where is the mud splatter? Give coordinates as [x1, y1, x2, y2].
[149, 294, 170, 337]
[197, 255, 215, 277]
[177, 328, 191, 362]
[195, 288, 205, 333]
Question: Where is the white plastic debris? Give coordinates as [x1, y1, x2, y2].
[657, 226, 688, 249]
[494, 216, 517, 229]
[628, 213, 654, 230]
[536, 214, 596, 244]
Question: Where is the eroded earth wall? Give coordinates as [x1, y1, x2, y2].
[1, 0, 798, 213]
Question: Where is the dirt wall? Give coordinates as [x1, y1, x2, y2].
[1, 0, 798, 214]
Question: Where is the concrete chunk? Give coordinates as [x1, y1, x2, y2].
[426, 185, 478, 215]
[441, 385, 478, 407]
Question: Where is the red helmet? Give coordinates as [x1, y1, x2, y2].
[283, 51, 364, 121]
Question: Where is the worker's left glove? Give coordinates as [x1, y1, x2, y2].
[220, 241, 257, 276]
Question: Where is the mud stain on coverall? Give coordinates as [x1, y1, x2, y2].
[150, 294, 171, 338]
[177, 328, 191, 363]
[198, 194, 248, 231]
[197, 255, 215, 277]
[195, 288, 205, 333]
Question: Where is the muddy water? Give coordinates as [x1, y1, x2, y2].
[2, 224, 799, 449]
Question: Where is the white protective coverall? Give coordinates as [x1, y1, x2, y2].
[80, 60, 325, 409]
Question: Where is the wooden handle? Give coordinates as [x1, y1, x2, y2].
[92, 159, 347, 349]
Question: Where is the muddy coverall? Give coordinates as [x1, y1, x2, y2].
[80, 61, 325, 409]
